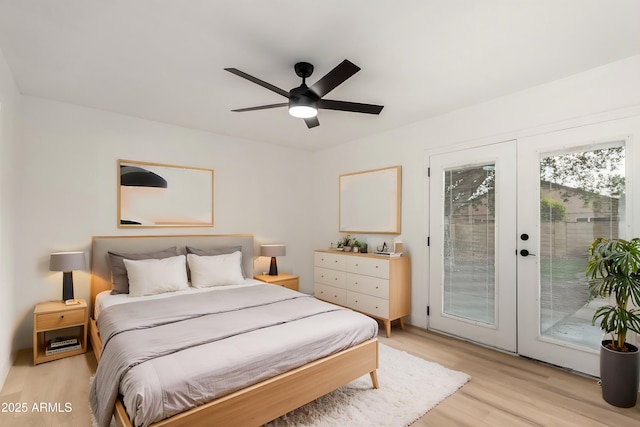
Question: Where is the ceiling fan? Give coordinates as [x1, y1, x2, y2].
[224, 59, 384, 129]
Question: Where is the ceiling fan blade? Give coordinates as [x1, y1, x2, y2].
[309, 59, 360, 98]
[224, 68, 290, 98]
[231, 103, 288, 112]
[318, 99, 384, 115]
[304, 116, 320, 128]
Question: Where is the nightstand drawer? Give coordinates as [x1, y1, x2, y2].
[36, 309, 85, 331]
[276, 278, 298, 290]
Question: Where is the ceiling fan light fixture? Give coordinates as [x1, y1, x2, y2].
[288, 94, 318, 118]
[288, 104, 317, 118]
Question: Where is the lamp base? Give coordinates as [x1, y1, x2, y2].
[269, 257, 278, 276]
[62, 271, 75, 302]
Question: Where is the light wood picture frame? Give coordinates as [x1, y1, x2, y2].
[339, 166, 401, 234]
[118, 159, 214, 228]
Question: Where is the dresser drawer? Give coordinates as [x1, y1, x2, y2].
[315, 283, 347, 306]
[36, 308, 85, 331]
[347, 273, 389, 299]
[347, 291, 389, 318]
[347, 256, 389, 279]
[314, 267, 347, 288]
[314, 252, 347, 270]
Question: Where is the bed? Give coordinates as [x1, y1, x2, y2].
[88, 234, 379, 427]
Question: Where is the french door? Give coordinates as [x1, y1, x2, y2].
[429, 141, 518, 352]
[429, 116, 640, 375]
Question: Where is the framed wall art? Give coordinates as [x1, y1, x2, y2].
[339, 165, 401, 234]
[118, 159, 214, 228]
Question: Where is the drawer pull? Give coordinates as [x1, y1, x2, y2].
[375, 266, 379, 269]
[60, 315, 64, 319]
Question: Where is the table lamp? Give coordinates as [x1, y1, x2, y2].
[49, 252, 86, 304]
[260, 245, 286, 276]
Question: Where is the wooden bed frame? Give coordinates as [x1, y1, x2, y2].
[89, 234, 379, 427]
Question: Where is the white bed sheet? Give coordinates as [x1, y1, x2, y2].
[94, 278, 263, 319]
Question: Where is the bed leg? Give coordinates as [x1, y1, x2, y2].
[370, 370, 379, 389]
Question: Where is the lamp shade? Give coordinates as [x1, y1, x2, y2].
[49, 252, 86, 272]
[260, 245, 286, 257]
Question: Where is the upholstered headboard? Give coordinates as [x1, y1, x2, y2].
[90, 234, 254, 314]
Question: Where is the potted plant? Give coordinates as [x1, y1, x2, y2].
[586, 237, 640, 407]
[339, 235, 352, 252]
[352, 240, 362, 253]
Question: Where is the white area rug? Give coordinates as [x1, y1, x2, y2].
[265, 343, 470, 427]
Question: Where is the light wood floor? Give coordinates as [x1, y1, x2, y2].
[1, 326, 639, 426]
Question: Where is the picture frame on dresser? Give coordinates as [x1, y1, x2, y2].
[118, 159, 214, 228]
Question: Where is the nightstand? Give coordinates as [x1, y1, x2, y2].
[254, 273, 299, 291]
[33, 299, 88, 365]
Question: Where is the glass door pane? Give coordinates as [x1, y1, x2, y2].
[430, 141, 517, 352]
[443, 164, 496, 325]
[539, 144, 625, 349]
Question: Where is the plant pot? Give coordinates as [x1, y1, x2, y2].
[343, 246, 352, 252]
[600, 340, 639, 408]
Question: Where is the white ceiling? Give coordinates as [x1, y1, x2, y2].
[1, 1, 639, 151]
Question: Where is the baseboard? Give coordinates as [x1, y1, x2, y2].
[0, 351, 12, 391]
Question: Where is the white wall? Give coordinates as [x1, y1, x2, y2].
[4, 50, 640, 380]
[311, 55, 640, 329]
[0, 47, 19, 386]
[11, 96, 315, 351]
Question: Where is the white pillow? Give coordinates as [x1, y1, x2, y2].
[187, 251, 244, 288]
[124, 255, 189, 297]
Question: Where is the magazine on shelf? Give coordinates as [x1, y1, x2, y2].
[45, 341, 81, 356]
[49, 336, 79, 348]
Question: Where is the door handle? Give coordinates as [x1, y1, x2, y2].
[520, 249, 536, 257]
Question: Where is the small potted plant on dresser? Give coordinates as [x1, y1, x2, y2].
[340, 235, 353, 252]
[587, 237, 640, 408]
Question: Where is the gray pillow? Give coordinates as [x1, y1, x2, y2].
[185, 246, 245, 277]
[185, 245, 242, 256]
[108, 247, 178, 294]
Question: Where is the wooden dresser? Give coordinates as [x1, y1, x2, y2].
[314, 250, 411, 337]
